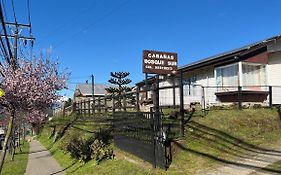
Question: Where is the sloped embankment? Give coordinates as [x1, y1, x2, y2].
[38, 108, 281, 175]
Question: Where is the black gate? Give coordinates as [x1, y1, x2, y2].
[113, 111, 171, 169]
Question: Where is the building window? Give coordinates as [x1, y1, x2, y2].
[183, 76, 197, 96]
[242, 63, 266, 89]
[215, 63, 238, 88]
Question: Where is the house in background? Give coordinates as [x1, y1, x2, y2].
[73, 83, 111, 102]
[137, 35, 281, 108]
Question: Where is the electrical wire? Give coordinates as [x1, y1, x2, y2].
[0, 2, 11, 64]
[1, 0, 11, 36]
[26, 0, 33, 60]
[0, 33, 9, 63]
[18, 39, 29, 60]
[41, 0, 100, 40]
[11, 0, 17, 23]
[54, 0, 131, 49]
[69, 75, 92, 79]
[27, 0, 31, 26]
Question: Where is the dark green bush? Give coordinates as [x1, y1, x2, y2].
[90, 139, 113, 163]
[60, 130, 113, 163]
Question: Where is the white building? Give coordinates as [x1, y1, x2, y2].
[137, 35, 281, 108]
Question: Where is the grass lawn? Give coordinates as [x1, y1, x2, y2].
[38, 108, 281, 175]
[2, 141, 30, 175]
[264, 160, 281, 173]
[38, 134, 155, 175]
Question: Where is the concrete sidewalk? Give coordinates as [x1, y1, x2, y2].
[25, 140, 65, 175]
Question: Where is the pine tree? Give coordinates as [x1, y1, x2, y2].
[105, 72, 133, 109]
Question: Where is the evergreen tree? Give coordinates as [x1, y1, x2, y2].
[105, 72, 133, 109]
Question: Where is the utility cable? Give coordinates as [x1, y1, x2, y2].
[11, 0, 17, 24]
[27, 0, 33, 60]
[54, 0, 131, 49]
[0, 2, 13, 63]
[42, 0, 100, 40]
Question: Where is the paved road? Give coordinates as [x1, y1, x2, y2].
[25, 140, 65, 175]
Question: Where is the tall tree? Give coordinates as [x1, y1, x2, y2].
[0, 57, 68, 173]
[105, 72, 132, 109]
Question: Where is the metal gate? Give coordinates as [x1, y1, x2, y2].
[113, 111, 171, 169]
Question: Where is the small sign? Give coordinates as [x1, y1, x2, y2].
[0, 89, 5, 97]
[143, 50, 178, 75]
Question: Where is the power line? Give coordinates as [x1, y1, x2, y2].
[27, 0, 33, 60]
[69, 75, 91, 80]
[41, 0, 100, 40]
[1, 0, 11, 36]
[0, 2, 12, 63]
[54, 0, 131, 49]
[0, 0, 34, 69]
[11, 0, 17, 23]
[1, 0, 9, 25]
[0, 31, 9, 63]
[27, 0, 31, 25]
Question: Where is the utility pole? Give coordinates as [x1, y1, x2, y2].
[12, 25, 18, 69]
[0, 23, 35, 66]
[91, 74, 95, 114]
[91, 74, 95, 100]
[0, 3, 35, 172]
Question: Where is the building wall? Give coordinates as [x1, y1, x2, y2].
[149, 51, 281, 107]
[268, 52, 281, 86]
[267, 52, 281, 104]
[158, 66, 218, 107]
[181, 66, 218, 106]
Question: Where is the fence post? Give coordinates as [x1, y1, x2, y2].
[72, 101, 76, 114]
[79, 100, 82, 115]
[136, 86, 140, 112]
[83, 100, 87, 115]
[269, 86, 273, 108]
[104, 97, 108, 113]
[92, 98, 95, 115]
[179, 70, 185, 137]
[173, 76, 176, 108]
[202, 86, 206, 112]
[123, 94, 127, 111]
[88, 100, 91, 115]
[238, 86, 242, 110]
[152, 75, 160, 168]
[98, 97, 101, 114]
[112, 96, 115, 113]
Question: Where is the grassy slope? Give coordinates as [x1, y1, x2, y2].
[38, 108, 281, 175]
[2, 142, 30, 175]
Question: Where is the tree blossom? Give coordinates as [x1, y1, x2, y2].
[0, 57, 68, 123]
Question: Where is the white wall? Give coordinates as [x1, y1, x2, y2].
[268, 52, 281, 86]
[268, 52, 281, 104]
[158, 66, 218, 107]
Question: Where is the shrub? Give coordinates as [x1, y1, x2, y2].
[60, 130, 113, 163]
[90, 139, 113, 163]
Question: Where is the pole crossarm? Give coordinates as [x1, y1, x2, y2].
[0, 35, 35, 41]
[0, 22, 31, 28]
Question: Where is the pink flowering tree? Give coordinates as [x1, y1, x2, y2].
[0, 57, 68, 172]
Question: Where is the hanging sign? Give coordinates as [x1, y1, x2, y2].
[143, 50, 178, 75]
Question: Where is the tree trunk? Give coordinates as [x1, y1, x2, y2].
[11, 138, 15, 161]
[18, 127, 22, 152]
[0, 112, 15, 173]
[22, 123, 25, 146]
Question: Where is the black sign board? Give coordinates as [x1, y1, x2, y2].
[143, 50, 178, 75]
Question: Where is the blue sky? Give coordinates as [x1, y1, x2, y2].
[5, 0, 281, 97]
